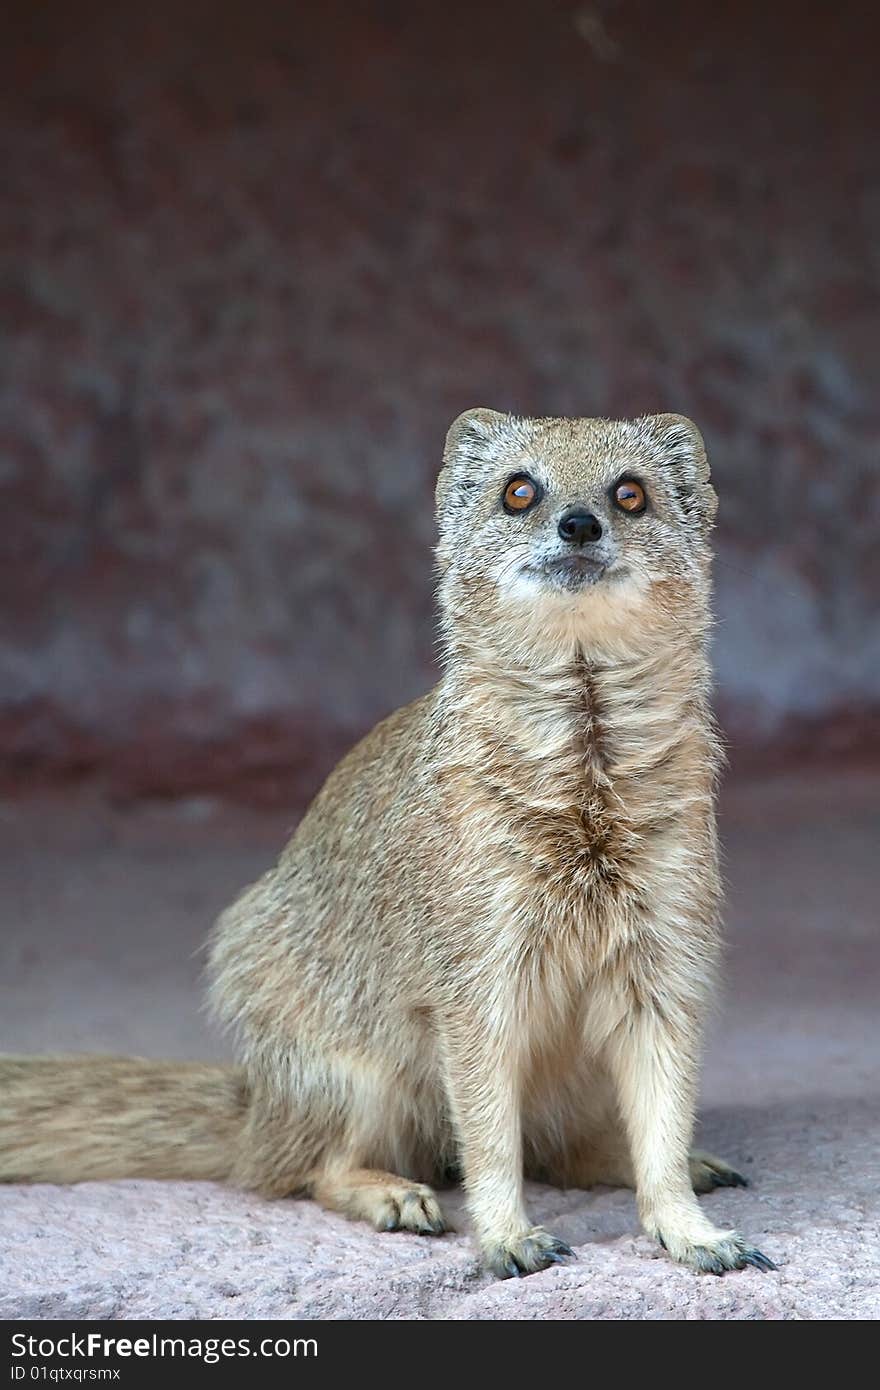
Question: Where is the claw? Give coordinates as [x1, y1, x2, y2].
[743, 1249, 777, 1272]
[548, 1238, 575, 1258]
[703, 1165, 749, 1190]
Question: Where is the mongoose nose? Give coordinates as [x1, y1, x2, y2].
[557, 510, 603, 545]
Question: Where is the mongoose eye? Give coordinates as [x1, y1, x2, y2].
[503, 475, 541, 513]
[613, 479, 647, 514]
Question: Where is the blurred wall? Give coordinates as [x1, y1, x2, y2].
[1, 0, 878, 805]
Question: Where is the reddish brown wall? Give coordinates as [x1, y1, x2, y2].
[2, 0, 878, 804]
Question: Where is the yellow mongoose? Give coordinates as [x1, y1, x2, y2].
[1, 411, 774, 1278]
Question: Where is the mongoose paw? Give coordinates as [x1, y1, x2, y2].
[485, 1227, 575, 1279]
[658, 1228, 776, 1275]
[374, 1182, 447, 1236]
[689, 1149, 749, 1194]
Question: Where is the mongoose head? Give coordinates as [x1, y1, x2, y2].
[436, 411, 717, 656]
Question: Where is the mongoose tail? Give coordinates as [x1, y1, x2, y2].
[0, 1055, 247, 1183]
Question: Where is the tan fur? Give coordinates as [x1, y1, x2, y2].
[0, 412, 773, 1277]
[0, 1057, 245, 1182]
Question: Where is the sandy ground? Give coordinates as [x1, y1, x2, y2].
[0, 771, 878, 1320]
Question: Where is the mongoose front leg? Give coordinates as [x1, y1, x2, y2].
[605, 1007, 774, 1274]
[441, 1012, 574, 1278]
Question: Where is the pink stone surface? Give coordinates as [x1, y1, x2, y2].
[1, 771, 877, 1319]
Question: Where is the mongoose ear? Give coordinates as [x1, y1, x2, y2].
[646, 414, 710, 481]
[436, 408, 507, 516]
[644, 413, 717, 528]
[443, 407, 506, 463]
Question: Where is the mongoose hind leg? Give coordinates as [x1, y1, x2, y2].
[310, 1167, 447, 1235]
[547, 1145, 748, 1195]
[525, 1070, 749, 1197]
[688, 1149, 749, 1193]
